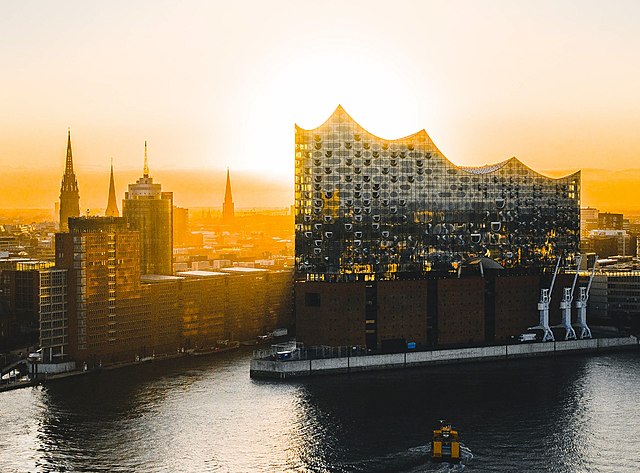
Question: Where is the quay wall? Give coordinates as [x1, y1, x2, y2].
[250, 336, 639, 379]
[27, 361, 77, 374]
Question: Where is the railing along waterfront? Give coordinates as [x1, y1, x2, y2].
[253, 343, 368, 361]
[251, 337, 640, 379]
[252, 335, 640, 363]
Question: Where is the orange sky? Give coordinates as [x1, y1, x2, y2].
[1, 1, 639, 211]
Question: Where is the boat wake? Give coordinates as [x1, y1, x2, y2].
[336, 444, 473, 472]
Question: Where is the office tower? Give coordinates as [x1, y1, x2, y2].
[0, 261, 64, 358]
[122, 142, 173, 275]
[222, 167, 235, 224]
[295, 105, 580, 280]
[39, 268, 68, 363]
[598, 212, 624, 230]
[580, 207, 599, 239]
[56, 217, 147, 362]
[59, 129, 80, 232]
[105, 161, 119, 217]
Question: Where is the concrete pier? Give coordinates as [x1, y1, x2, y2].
[250, 336, 638, 379]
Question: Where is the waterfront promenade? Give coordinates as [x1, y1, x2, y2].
[250, 336, 639, 379]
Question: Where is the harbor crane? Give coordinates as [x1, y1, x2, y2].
[575, 256, 598, 339]
[556, 255, 582, 340]
[531, 257, 561, 342]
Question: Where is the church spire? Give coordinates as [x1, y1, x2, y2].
[222, 167, 235, 224]
[105, 159, 119, 217]
[65, 127, 74, 175]
[59, 128, 80, 231]
[224, 167, 233, 203]
[143, 140, 150, 178]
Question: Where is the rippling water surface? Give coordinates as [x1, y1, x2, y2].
[1, 349, 639, 472]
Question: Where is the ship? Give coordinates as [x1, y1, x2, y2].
[431, 421, 461, 462]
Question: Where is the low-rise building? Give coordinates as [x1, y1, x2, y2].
[296, 267, 573, 350]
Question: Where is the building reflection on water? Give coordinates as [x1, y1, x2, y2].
[1, 350, 638, 472]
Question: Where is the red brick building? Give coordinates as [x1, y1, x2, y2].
[295, 268, 574, 350]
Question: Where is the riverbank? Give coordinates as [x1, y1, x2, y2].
[250, 336, 639, 379]
[0, 346, 245, 393]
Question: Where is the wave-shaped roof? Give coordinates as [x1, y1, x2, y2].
[459, 159, 512, 174]
[296, 105, 579, 181]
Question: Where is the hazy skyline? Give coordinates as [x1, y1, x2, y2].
[2, 1, 640, 210]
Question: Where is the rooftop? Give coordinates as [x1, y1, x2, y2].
[176, 270, 228, 277]
[458, 159, 511, 175]
[141, 274, 185, 283]
[298, 105, 579, 181]
[220, 267, 269, 273]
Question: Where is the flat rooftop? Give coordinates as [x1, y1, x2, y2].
[220, 267, 269, 273]
[176, 270, 228, 277]
[141, 274, 185, 283]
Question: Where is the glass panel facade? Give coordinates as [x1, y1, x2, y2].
[295, 106, 580, 280]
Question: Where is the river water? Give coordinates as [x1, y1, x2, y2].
[1, 349, 639, 472]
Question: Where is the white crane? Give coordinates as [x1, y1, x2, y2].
[530, 257, 561, 342]
[575, 256, 598, 339]
[557, 255, 582, 340]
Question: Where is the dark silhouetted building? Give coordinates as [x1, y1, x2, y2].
[59, 129, 80, 232]
[0, 301, 13, 352]
[0, 260, 61, 355]
[587, 230, 633, 258]
[598, 212, 623, 230]
[589, 270, 640, 334]
[122, 142, 173, 275]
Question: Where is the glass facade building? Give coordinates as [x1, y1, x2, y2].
[295, 106, 580, 280]
[122, 173, 173, 276]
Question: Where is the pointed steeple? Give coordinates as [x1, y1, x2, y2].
[224, 167, 233, 202]
[143, 140, 150, 178]
[59, 128, 80, 231]
[105, 159, 119, 217]
[65, 128, 75, 175]
[222, 167, 235, 224]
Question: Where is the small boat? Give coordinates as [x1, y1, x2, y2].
[431, 420, 461, 462]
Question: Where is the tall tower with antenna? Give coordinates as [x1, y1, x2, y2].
[59, 129, 80, 232]
[122, 141, 173, 275]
